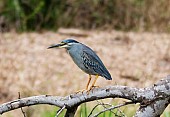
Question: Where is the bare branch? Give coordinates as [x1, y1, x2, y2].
[134, 98, 170, 117]
[88, 101, 117, 117]
[88, 103, 101, 117]
[0, 86, 141, 115]
[92, 102, 134, 117]
[64, 106, 78, 117]
[55, 105, 66, 117]
[96, 100, 126, 117]
[0, 75, 169, 117]
[18, 92, 26, 117]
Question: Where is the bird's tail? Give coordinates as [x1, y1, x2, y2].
[103, 73, 112, 80]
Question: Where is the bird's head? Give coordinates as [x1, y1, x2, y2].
[47, 39, 79, 49]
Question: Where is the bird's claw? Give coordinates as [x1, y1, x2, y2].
[89, 85, 99, 90]
[75, 89, 86, 94]
[86, 86, 100, 94]
[75, 86, 100, 94]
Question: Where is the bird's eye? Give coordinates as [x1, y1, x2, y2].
[61, 42, 66, 45]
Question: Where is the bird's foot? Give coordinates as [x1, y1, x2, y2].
[89, 85, 99, 90]
[86, 86, 100, 94]
[75, 89, 86, 94]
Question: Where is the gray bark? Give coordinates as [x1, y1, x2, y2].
[0, 75, 169, 117]
[64, 106, 78, 117]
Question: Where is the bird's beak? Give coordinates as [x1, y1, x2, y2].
[47, 43, 66, 49]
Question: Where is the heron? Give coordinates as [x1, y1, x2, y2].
[48, 39, 112, 91]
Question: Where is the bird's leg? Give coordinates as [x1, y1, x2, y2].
[86, 75, 92, 90]
[75, 75, 91, 93]
[91, 75, 99, 87]
[89, 75, 99, 90]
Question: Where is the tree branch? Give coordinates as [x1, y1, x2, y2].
[0, 75, 169, 117]
[64, 106, 78, 117]
[92, 101, 133, 117]
[18, 92, 27, 117]
[135, 98, 170, 117]
[56, 105, 65, 117]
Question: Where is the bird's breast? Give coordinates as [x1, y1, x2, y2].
[68, 49, 83, 67]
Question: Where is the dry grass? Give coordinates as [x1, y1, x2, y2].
[0, 29, 170, 116]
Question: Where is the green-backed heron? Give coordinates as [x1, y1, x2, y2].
[48, 39, 112, 91]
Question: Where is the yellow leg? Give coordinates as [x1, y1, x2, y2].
[86, 75, 92, 90]
[92, 75, 99, 87]
[75, 75, 91, 93]
[89, 75, 99, 90]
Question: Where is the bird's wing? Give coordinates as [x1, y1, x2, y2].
[81, 46, 111, 80]
[82, 50, 101, 70]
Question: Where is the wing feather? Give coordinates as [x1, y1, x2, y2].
[81, 45, 112, 80]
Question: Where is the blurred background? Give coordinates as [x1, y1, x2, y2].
[0, 0, 170, 32]
[0, 0, 170, 117]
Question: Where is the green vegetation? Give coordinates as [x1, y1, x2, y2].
[164, 111, 170, 117]
[41, 107, 66, 117]
[0, 0, 170, 32]
[41, 103, 170, 117]
[42, 102, 137, 117]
